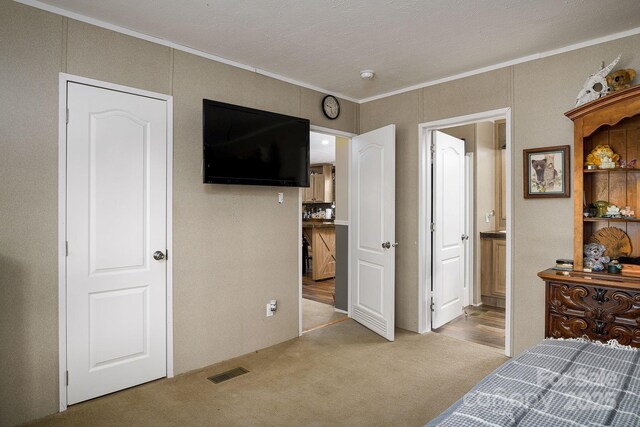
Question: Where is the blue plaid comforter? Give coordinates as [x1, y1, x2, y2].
[427, 339, 640, 426]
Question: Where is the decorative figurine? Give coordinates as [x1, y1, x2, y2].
[583, 243, 610, 272]
[585, 144, 620, 169]
[605, 205, 621, 218]
[621, 206, 635, 218]
[606, 68, 636, 92]
[619, 159, 637, 169]
[575, 54, 620, 107]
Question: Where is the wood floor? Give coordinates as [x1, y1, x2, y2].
[302, 272, 335, 306]
[433, 305, 505, 350]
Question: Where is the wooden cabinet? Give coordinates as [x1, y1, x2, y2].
[304, 164, 334, 203]
[536, 86, 640, 346]
[480, 234, 506, 307]
[539, 269, 640, 348]
[565, 86, 640, 270]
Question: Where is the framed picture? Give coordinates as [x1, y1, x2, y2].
[523, 145, 570, 198]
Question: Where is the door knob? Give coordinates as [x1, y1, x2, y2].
[392, 242, 399, 247]
[382, 242, 399, 249]
[153, 250, 165, 261]
[461, 234, 469, 241]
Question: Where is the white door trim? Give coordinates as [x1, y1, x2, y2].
[58, 73, 174, 410]
[418, 108, 513, 357]
[298, 125, 356, 335]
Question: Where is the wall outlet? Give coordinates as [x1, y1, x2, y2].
[266, 299, 277, 317]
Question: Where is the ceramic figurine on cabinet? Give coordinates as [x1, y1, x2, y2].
[585, 144, 620, 169]
[619, 159, 637, 169]
[621, 206, 635, 218]
[605, 205, 621, 218]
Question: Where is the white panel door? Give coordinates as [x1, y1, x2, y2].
[66, 82, 167, 405]
[350, 125, 395, 341]
[432, 131, 466, 329]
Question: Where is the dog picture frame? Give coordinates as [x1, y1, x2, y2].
[523, 145, 570, 198]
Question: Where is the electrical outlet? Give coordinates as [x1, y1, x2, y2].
[266, 300, 277, 317]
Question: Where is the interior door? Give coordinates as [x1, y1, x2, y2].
[432, 131, 466, 329]
[350, 125, 396, 341]
[66, 82, 168, 404]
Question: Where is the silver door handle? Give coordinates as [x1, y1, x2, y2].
[392, 242, 399, 247]
[461, 234, 469, 241]
[382, 241, 399, 249]
[153, 250, 165, 261]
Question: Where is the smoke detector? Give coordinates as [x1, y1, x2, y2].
[360, 69, 375, 80]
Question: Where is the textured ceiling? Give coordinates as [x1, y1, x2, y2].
[33, 0, 640, 100]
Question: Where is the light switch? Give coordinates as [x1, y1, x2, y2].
[278, 192, 284, 204]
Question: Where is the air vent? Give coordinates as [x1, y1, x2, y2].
[207, 367, 249, 384]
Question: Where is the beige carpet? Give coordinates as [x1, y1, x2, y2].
[302, 298, 347, 332]
[29, 320, 507, 427]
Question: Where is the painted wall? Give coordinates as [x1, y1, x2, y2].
[360, 34, 640, 354]
[0, 2, 357, 425]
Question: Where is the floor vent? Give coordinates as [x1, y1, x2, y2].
[207, 367, 249, 384]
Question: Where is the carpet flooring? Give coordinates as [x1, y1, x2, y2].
[29, 320, 507, 427]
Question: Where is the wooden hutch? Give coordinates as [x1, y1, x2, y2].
[538, 85, 640, 347]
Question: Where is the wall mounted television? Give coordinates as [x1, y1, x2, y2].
[203, 99, 310, 187]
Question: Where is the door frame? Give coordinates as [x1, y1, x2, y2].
[57, 73, 174, 410]
[418, 108, 512, 357]
[299, 125, 356, 336]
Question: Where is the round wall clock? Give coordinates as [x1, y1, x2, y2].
[322, 95, 340, 120]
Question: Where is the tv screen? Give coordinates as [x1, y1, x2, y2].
[203, 99, 310, 187]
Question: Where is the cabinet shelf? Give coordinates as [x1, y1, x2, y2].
[584, 217, 640, 223]
[583, 168, 640, 173]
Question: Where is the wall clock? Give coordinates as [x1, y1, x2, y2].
[322, 95, 340, 120]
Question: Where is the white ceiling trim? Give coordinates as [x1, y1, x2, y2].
[359, 25, 640, 104]
[15, 0, 640, 105]
[14, 0, 360, 103]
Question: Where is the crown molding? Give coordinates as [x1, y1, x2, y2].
[15, 0, 640, 105]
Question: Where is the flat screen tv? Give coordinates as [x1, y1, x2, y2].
[203, 99, 310, 187]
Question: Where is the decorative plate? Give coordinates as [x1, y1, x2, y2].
[589, 227, 632, 258]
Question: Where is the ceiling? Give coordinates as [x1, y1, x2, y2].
[31, 0, 640, 101]
[310, 132, 335, 165]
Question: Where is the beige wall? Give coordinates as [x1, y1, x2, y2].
[360, 34, 640, 355]
[0, 2, 358, 425]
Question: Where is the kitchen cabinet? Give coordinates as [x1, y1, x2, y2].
[302, 222, 336, 280]
[480, 232, 506, 307]
[303, 164, 334, 203]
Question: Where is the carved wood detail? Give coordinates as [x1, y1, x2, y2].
[544, 279, 640, 347]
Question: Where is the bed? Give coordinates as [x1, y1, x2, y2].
[427, 338, 640, 426]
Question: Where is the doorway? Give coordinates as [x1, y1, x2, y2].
[58, 74, 174, 410]
[300, 130, 348, 333]
[419, 109, 512, 356]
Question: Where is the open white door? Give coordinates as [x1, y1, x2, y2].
[66, 82, 168, 404]
[350, 125, 395, 341]
[432, 131, 466, 329]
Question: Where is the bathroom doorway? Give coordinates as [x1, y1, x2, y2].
[419, 109, 512, 356]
